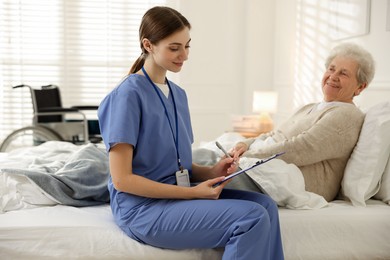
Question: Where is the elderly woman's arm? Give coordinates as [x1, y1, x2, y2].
[241, 105, 364, 167]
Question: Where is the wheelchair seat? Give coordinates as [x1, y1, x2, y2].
[0, 84, 101, 152]
[32, 84, 101, 143]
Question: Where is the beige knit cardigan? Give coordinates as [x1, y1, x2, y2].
[241, 103, 364, 201]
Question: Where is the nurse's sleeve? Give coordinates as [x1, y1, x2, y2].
[98, 90, 141, 151]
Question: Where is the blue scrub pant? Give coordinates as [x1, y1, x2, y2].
[123, 189, 284, 260]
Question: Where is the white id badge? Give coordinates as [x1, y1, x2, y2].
[175, 169, 190, 187]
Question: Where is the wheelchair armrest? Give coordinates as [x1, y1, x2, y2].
[71, 106, 98, 110]
[38, 107, 79, 112]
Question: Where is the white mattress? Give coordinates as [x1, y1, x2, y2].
[279, 199, 390, 260]
[0, 205, 222, 260]
[1, 200, 389, 260]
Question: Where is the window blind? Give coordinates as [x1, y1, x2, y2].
[0, 0, 166, 142]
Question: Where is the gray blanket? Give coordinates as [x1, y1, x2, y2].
[1, 142, 110, 206]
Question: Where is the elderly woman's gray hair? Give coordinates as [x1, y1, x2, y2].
[325, 43, 375, 86]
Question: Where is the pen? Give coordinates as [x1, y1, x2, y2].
[215, 141, 238, 166]
[215, 141, 231, 158]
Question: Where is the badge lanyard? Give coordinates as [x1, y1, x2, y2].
[141, 67, 183, 172]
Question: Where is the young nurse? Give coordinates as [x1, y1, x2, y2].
[98, 6, 284, 260]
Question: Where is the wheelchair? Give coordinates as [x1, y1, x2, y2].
[0, 84, 102, 152]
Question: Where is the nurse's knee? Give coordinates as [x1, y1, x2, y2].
[255, 194, 278, 210]
[266, 197, 279, 213]
[251, 194, 279, 222]
[247, 203, 271, 228]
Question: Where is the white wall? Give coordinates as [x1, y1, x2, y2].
[274, 0, 390, 121]
[176, 0, 390, 146]
[177, 0, 276, 145]
[354, 0, 390, 109]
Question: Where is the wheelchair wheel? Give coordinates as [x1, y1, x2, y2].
[0, 125, 63, 152]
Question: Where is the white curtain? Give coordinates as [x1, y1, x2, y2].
[0, 0, 166, 142]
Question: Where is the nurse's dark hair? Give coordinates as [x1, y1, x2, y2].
[129, 6, 191, 74]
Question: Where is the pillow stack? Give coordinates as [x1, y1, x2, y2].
[341, 101, 390, 206]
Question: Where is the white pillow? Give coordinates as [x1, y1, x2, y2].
[374, 155, 390, 204]
[240, 157, 328, 209]
[341, 101, 390, 206]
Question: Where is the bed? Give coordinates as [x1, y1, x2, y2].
[1, 199, 389, 260]
[1, 101, 390, 260]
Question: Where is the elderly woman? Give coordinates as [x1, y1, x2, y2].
[230, 43, 375, 202]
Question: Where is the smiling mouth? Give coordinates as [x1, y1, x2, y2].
[326, 82, 339, 88]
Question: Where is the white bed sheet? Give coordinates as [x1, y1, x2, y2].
[1, 200, 389, 260]
[0, 204, 222, 260]
[279, 199, 390, 260]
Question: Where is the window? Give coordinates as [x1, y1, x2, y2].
[0, 0, 166, 142]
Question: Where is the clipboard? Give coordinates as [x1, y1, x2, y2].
[213, 152, 285, 187]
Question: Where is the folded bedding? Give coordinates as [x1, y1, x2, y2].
[0, 142, 110, 213]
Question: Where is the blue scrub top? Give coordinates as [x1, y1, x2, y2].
[98, 74, 194, 210]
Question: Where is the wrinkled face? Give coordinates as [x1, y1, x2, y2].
[321, 56, 366, 103]
[148, 27, 191, 73]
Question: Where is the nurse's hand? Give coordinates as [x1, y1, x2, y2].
[191, 177, 230, 200]
[212, 157, 239, 177]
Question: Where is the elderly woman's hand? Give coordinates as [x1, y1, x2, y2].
[230, 142, 248, 161]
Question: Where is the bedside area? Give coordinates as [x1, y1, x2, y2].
[231, 90, 277, 138]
